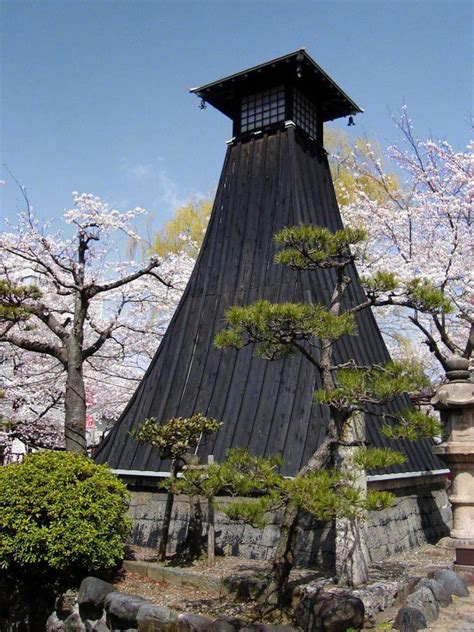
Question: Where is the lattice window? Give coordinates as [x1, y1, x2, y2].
[240, 85, 286, 133]
[293, 88, 318, 139]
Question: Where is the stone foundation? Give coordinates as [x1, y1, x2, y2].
[126, 474, 452, 566]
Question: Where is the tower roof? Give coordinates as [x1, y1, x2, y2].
[95, 129, 441, 478]
[190, 49, 363, 123]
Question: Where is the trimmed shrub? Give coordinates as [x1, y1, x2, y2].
[0, 450, 131, 578]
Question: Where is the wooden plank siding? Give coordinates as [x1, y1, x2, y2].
[94, 127, 443, 476]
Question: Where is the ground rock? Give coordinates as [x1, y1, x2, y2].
[64, 611, 87, 632]
[295, 587, 364, 632]
[405, 587, 439, 623]
[79, 577, 115, 609]
[207, 617, 241, 631]
[393, 606, 427, 631]
[105, 592, 149, 628]
[240, 626, 297, 631]
[137, 603, 178, 631]
[222, 575, 267, 601]
[176, 612, 217, 631]
[352, 581, 399, 621]
[414, 578, 452, 607]
[56, 590, 78, 619]
[46, 611, 66, 631]
[240, 627, 300, 631]
[433, 569, 469, 597]
[84, 619, 110, 632]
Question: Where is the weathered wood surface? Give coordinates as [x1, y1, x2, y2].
[95, 127, 442, 476]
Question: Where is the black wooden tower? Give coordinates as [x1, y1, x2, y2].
[95, 50, 441, 477]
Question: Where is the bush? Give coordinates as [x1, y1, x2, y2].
[0, 450, 131, 578]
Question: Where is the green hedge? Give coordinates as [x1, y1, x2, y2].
[0, 450, 131, 578]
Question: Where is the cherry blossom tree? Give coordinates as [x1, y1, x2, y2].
[340, 110, 472, 381]
[0, 192, 194, 454]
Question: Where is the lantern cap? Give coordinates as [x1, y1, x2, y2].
[190, 48, 363, 123]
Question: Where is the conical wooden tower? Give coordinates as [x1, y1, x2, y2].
[95, 50, 441, 477]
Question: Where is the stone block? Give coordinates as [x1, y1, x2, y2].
[136, 604, 178, 631]
[105, 592, 149, 629]
[393, 606, 427, 631]
[78, 577, 115, 620]
[414, 578, 452, 607]
[123, 561, 151, 578]
[144, 564, 221, 593]
[176, 612, 216, 631]
[405, 587, 439, 623]
[294, 588, 364, 632]
[64, 611, 87, 632]
[207, 617, 241, 631]
[433, 568, 469, 597]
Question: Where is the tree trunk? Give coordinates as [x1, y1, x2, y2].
[64, 278, 88, 454]
[159, 461, 179, 561]
[263, 433, 337, 606]
[334, 411, 370, 587]
[64, 341, 87, 454]
[263, 503, 300, 606]
[208, 497, 215, 567]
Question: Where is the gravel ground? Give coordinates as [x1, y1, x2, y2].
[114, 543, 472, 627]
[112, 568, 286, 624]
[426, 586, 474, 631]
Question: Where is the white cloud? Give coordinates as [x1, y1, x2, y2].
[130, 163, 154, 179]
[120, 158, 154, 180]
[155, 169, 185, 211]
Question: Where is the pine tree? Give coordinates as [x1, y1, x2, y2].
[132, 413, 221, 561]
[215, 225, 445, 603]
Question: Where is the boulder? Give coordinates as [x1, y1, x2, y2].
[414, 578, 452, 607]
[240, 627, 300, 631]
[137, 603, 178, 631]
[352, 581, 399, 621]
[393, 606, 427, 632]
[295, 588, 365, 632]
[105, 592, 149, 629]
[433, 569, 469, 597]
[176, 612, 217, 631]
[64, 611, 87, 632]
[56, 590, 78, 619]
[208, 617, 242, 631]
[79, 577, 115, 607]
[240, 626, 301, 631]
[46, 612, 66, 632]
[78, 577, 115, 620]
[84, 620, 110, 632]
[405, 587, 439, 623]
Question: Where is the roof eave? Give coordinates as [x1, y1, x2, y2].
[190, 49, 363, 121]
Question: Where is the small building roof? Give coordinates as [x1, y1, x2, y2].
[190, 48, 363, 123]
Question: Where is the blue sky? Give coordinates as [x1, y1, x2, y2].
[1, 0, 472, 233]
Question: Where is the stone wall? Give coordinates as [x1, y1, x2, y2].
[126, 475, 452, 566]
[366, 478, 452, 561]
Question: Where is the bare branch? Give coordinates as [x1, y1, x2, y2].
[86, 260, 172, 297]
[1, 334, 65, 363]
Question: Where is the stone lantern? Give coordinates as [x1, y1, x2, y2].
[433, 355, 474, 568]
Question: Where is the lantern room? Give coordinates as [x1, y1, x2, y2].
[191, 49, 363, 143]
